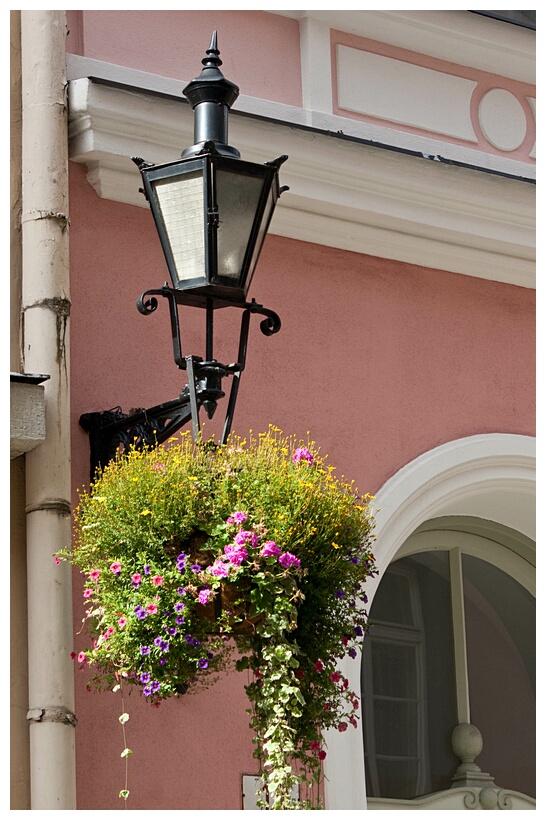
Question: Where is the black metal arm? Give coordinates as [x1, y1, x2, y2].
[79, 287, 281, 482]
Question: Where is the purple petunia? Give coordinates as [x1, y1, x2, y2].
[150, 681, 160, 693]
[198, 658, 208, 669]
[191, 564, 201, 573]
[175, 615, 185, 625]
[174, 602, 185, 612]
[140, 645, 150, 655]
[335, 589, 345, 599]
[140, 672, 150, 683]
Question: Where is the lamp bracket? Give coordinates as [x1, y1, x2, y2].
[80, 288, 281, 482]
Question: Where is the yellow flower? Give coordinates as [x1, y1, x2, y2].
[332, 542, 341, 550]
[139, 509, 153, 516]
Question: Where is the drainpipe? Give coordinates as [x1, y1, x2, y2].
[21, 10, 76, 809]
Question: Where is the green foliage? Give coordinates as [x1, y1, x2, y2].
[58, 427, 376, 809]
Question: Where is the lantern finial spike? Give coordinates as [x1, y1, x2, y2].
[182, 32, 240, 158]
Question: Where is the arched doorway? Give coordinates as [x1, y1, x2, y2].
[322, 434, 535, 810]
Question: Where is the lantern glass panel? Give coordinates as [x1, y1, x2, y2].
[153, 171, 205, 285]
[247, 182, 277, 285]
[215, 168, 266, 284]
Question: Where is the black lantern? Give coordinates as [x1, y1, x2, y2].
[80, 33, 288, 480]
[134, 33, 287, 307]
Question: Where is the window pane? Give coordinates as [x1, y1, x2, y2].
[369, 571, 414, 626]
[463, 555, 535, 797]
[376, 759, 419, 800]
[374, 699, 418, 756]
[362, 552, 458, 799]
[372, 641, 417, 698]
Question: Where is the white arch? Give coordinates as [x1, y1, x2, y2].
[323, 433, 535, 810]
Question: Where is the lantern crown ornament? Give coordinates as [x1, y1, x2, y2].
[80, 34, 288, 480]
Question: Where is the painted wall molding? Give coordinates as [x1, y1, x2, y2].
[67, 73, 535, 288]
[272, 10, 535, 84]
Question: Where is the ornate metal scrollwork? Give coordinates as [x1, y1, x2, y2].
[80, 286, 281, 482]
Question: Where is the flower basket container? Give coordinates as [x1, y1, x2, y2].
[58, 428, 376, 809]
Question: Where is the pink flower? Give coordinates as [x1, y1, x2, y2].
[261, 541, 281, 557]
[279, 552, 300, 569]
[209, 559, 230, 578]
[349, 715, 358, 728]
[198, 588, 213, 605]
[53, 555, 61, 565]
[227, 511, 248, 525]
[77, 651, 87, 664]
[83, 589, 93, 599]
[315, 660, 324, 672]
[110, 561, 122, 573]
[352, 699, 359, 710]
[337, 722, 348, 732]
[330, 671, 341, 683]
[318, 750, 327, 761]
[234, 530, 259, 548]
[224, 544, 248, 566]
[70, 651, 76, 660]
[152, 462, 166, 473]
[293, 447, 314, 465]
[132, 573, 142, 586]
[89, 570, 100, 581]
[146, 603, 158, 614]
[104, 627, 115, 638]
[310, 741, 320, 751]
[118, 617, 127, 628]
[152, 575, 164, 586]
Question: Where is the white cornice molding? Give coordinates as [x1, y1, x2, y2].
[271, 10, 535, 83]
[68, 76, 535, 288]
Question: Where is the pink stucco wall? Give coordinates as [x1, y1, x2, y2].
[66, 9, 302, 107]
[68, 160, 534, 809]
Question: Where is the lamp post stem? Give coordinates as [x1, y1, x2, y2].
[206, 298, 214, 361]
[186, 356, 202, 440]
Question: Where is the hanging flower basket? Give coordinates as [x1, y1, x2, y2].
[58, 427, 376, 809]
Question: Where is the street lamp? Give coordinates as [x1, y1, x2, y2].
[80, 33, 288, 481]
